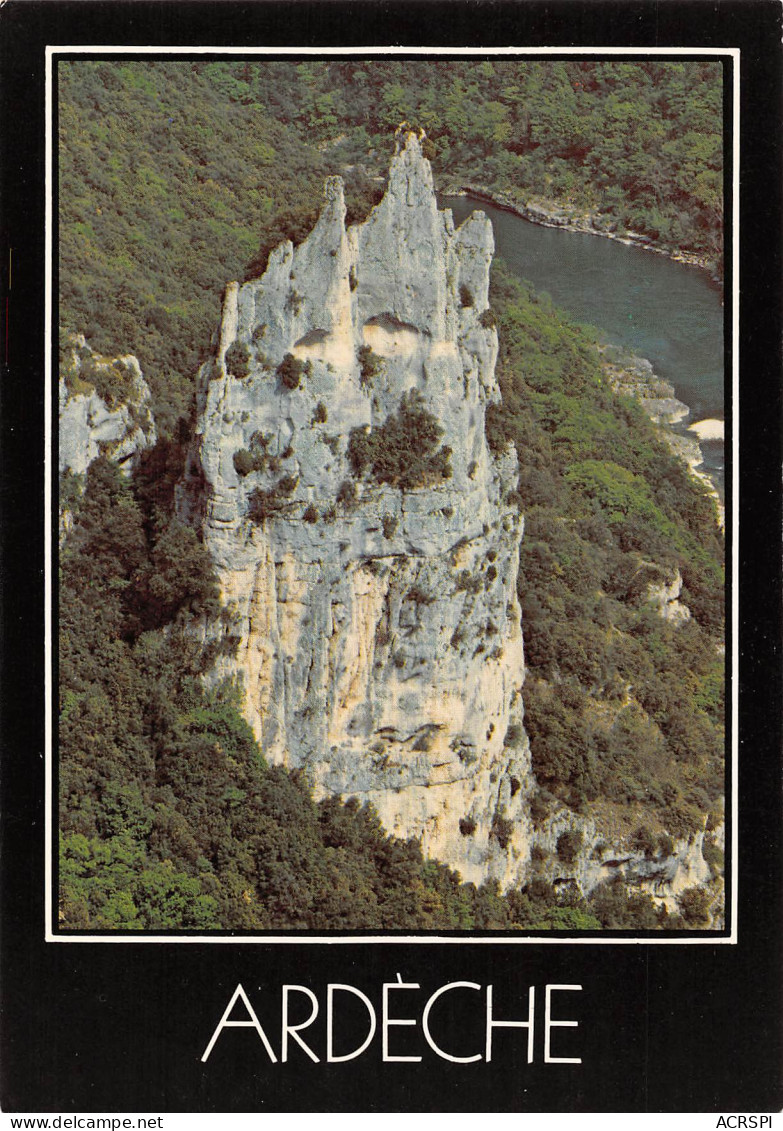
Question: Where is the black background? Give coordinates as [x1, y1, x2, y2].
[1, 0, 781, 1112]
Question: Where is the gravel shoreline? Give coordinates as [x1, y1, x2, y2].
[445, 183, 722, 285]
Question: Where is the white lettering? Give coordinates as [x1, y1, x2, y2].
[486, 983, 535, 1063]
[201, 983, 278, 1063]
[382, 972, 422, 1062]
[544, 984, 582, 1064]
[422, 981, 483, 1063]
[281, 984, 320, 1063]
[326, 983, 377, 1063]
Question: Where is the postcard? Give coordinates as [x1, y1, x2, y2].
[1, 0, 781, 1115]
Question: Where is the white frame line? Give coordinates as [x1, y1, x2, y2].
[45, 44, 740, 946]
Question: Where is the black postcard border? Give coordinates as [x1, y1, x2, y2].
[1, 0, 781, 1113]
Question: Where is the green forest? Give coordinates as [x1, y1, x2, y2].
[59, 58, 722, 434]
[58, 60, 724, 932]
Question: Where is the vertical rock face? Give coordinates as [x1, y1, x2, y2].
[188, 129, 531, 886]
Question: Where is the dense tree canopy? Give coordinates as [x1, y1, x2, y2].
[59, 58, 722, 434]
[486, 264, 724, 836]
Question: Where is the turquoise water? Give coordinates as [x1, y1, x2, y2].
[443, 195, 725, 490]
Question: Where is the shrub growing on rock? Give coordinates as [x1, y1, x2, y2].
[347, 391, 451, 491]
[459, 283, 474, 308]
[406, 584, 434, 606]
[556, 829, 583, 865]
[277, 475, 298, 496]
[455, 570, 482, 594]
[629, 825, 657, 859]
[225, 341, 251, 379]
[357, 344, 383, 388]
[247, 476, 297, 524]
[247, 487, 283, 524]
[676, 885, 712, 926]
[337, 479, 357, 509]
[233, 448, 256, 477]
[491, 812, 514, 850]
[277, 353, 309, 390]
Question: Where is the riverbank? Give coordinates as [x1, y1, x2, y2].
[445, 183, 722, 284]
[688, 418, 725, 442]
[599, 345, 726, 532]
[600, 346, 690, 425]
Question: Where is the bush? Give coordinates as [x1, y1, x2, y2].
[459, 817, 477, 837]
[505, 723, 524, 748]
[303, 503, 319, 524]
[455, 570, 482, 594]
[247, 487, 283, 524]
[247, 476, 296, 524]
[233, 449, 255, 477]
[277, 353, 308, 390]
[381, 513, 398, 539]
[629, 825, 657, 859]
[347, 391, 452, 491]
[406, 584, 433, 606]
[491, 811, 514, 850]
[75, 354, 135, 408]
[225, 341, 251, 379]
[60, 469, 84, 513]
[556, 830, 583, 864]
[277, 475, 298, 496]
[702, 837, 724, 874]
[484, 402, 516, 454]
[459, 283, 474, 308]
[421, 136, 437, 162]
[313, 401, 328, 424]
[479, 308, 496, 329]
[337, 479, 357, 509]
[677, 886, 712, 926]
[357, 345, 383, 388]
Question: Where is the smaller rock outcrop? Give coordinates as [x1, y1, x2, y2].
[59, 335, 156, 479]
[645, 566, 691, 624]
[603, 348, 689, 425]
[58, 334, 157, 539]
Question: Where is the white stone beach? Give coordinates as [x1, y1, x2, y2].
[688, 417, 724, 441]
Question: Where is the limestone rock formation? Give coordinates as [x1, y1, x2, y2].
[59, 334, 156, 480]
[187, 128, 531, 886]
[645, 566, 692, 625]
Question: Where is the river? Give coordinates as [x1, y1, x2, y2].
[443, 194, 726, 493]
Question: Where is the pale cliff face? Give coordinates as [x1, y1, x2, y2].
[59, 335, 157, 480]
[188, 130, 532, 885]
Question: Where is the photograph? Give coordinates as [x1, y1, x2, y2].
[56, 54, 727, 936]
[1, 0, 781, 1114]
